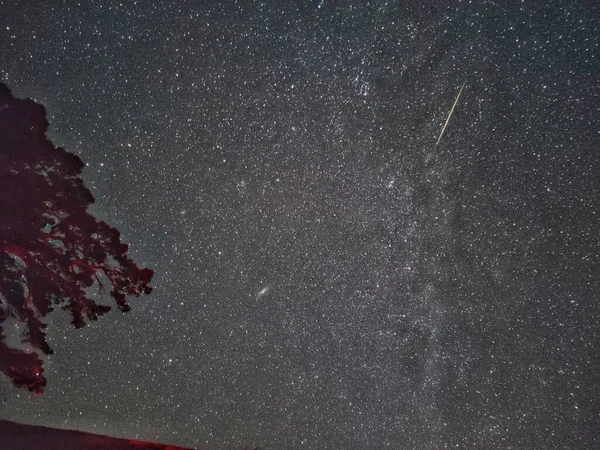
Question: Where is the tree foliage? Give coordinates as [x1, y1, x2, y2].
[0, 83, 153, 394]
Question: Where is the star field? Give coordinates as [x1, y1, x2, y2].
[1, 1, 599, 449]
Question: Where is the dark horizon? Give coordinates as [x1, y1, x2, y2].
[0, 418, 194, 450]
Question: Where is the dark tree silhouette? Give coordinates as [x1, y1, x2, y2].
[0, 83, 153, 394]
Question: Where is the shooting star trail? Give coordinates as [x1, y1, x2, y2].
[435, 81, 466, 146]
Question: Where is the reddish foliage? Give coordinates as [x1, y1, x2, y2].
[0, 83, 153, 394]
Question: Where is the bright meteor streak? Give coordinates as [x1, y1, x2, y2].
[435, 81, 466, 146]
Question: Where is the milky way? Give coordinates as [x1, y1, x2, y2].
[1, 1, 599, 449]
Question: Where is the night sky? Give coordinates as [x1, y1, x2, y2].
[1, 1, 599, 449]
